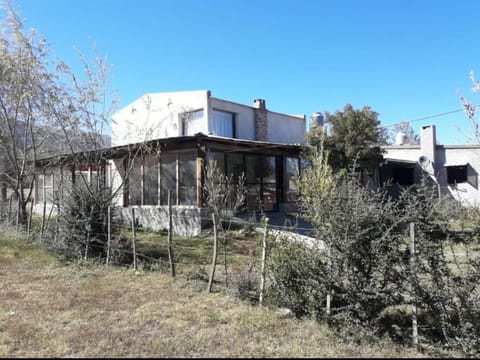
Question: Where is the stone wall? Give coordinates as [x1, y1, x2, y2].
[118, 206, 210, 237]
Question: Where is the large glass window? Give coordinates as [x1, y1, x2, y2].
[286, 157, 300, 202]
[261, 156, 277, 211]
[244, 154, 277, 211]
[144, 154, 159, 205]
[179, 152, 197, 205]
[212, 109, 234, 138]
[246, 154, 261, 184]
[227, 153, 244, 182]
[36, 171, 57, 204]
[44, 173, 54, 203]
[128, 157, 142, 205]
[160, 154, 177, 205]
[36, 173, 44, 204]
[206, 152, 225, 174]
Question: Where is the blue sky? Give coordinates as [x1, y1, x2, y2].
[11, 0, 480, 144]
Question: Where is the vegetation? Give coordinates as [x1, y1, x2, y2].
[0, 0, 117, 227]
[0, 228, 432, 358]
[388, 120, 420, 145]
[203, 159, 246, 291]
[267, 145, 480, 356]
[306, 104, 388, 176]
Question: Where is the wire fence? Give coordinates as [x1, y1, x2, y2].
[2, 196, 480, 352]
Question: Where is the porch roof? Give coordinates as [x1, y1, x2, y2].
[35, 133, 305, 167]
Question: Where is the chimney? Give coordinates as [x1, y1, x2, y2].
[253, 99, 267, 141]
[420, 125, 437, 165]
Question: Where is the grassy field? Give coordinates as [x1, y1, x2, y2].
[0, 231, 454, 358]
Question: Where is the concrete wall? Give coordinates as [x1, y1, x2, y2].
[119, 206, 209, 237]
[110, 158, 125, 207]
[209, 97, 255, 140]
[436, 146, 480, 207]
[384, 144, 480, 207]
[112, 90, 210, 146]
[112, 91, 306, 147]
[267, 111, 306, 145]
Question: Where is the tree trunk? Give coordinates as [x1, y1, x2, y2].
[207, 213, 218, 293]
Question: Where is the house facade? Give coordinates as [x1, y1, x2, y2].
[34, 90, 306, 235]
[380, 125, 480, 207]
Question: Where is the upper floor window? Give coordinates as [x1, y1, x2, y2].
[212, 109, 235, 138]
[182, 109, 204, 136]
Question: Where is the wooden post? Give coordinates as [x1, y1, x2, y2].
[222, 223, 228, 288]
[259, 217, 269, 306]
[410, 222, 419, 350]
[326, 245, 332, 317]
[207, 213, 218, 293]
[167, 190, 176, 278]
[15, 196, 20, 234]
[40, 199, 46, 238]
[7, 196, 12, 225]
[85, 205, 94, 263]
[106, 205, 111, 266]
[26, 199, 34, 242]
[131, 207, 137, 271]
[53, 200, 60, 244]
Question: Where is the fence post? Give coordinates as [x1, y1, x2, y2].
[259, 216, 269, 306]
[207, 213, 218, 293]
[7, 196, 12, 225]
[410, 222, 419, 350]
[106, 205, 111, 266]
[15, 196, 20, 234]
[85, 205, 94, 263]
[40, 199, 46, 238]
[53, 201, 60, 244]
[26, 199, 34, 242]
[167, 190, 176, 278]
[326, 244, 332, 317]
[131, 207, 137, 271]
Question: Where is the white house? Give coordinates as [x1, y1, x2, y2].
[35, 90, 307, 235]
[380, 125, 480, 207]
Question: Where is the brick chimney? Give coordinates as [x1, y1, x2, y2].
[253, 99, 267, 141]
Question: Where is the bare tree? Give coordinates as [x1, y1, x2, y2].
[458, 70, 480, 143]
[0, 0, 60, 226]
[203, 159, 246, 292]
[0, 1, 125, 259]
[389, 120, 420, 145]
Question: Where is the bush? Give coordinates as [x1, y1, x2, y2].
[45, 183, 118, 262]
[228, 260, 258, 302]
[267, 236, 328, 318]
[269, 146, 480, 355]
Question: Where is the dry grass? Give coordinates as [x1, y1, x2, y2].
[0, 235, 441, 358]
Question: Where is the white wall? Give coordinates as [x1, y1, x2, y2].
[437, 146, 480, 207]
[112, 90, 210, 146]
[113, 91, 306, 146]
[384, 145, 480, 207]
[209, 98, 255, 140]
[267, 111, 306, 144]
[383, 145, 421, 163]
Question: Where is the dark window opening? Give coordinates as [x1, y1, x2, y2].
[447, 165, 467, 184]
[392, 167, 414, 186]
